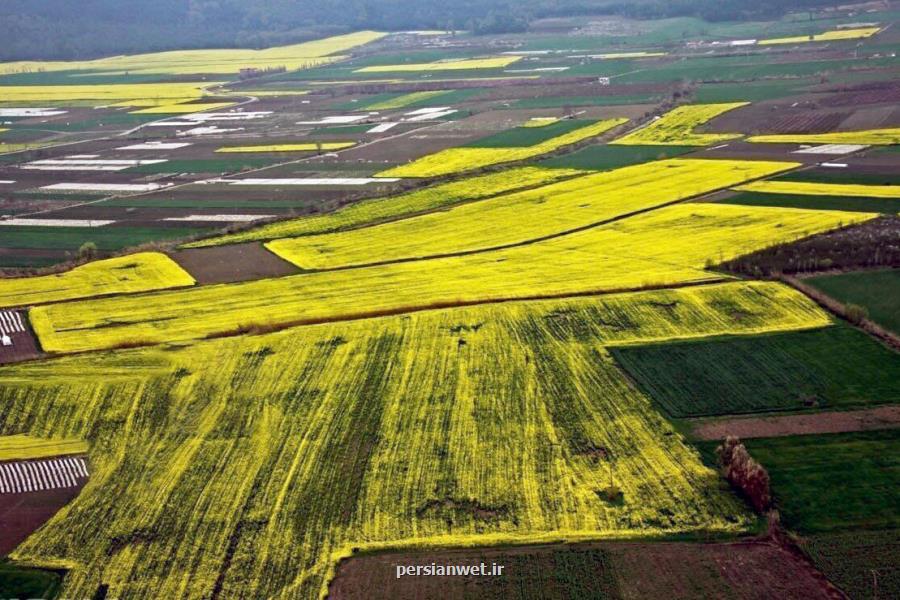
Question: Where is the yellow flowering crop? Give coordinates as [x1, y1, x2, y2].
[31, 204, 865, 354]
[0, 435, 88, 461]
[593, 52, 667, 59]
[0, 31, 386, 75]
[378, 118, 627, 177]
[523, 117, 560, 127]
[268, 159, 797, 269]
[611, 103, 747, 146]
[747, 128, 900, 145]
[1, 281, 832, 598]
[758, 26, 881, 45]
[356, 56, 520, 72]
[215, 142, 356, 153]
[129, 102, 236, 114]
[736, 180, 900, 199]
[0, 253, 195, 309]
[365, 90, 451, 109]
[184, 167, 584, 247]
[0, 82, 216, 103]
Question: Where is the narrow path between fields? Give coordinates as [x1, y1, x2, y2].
[688, 405, 900, 440]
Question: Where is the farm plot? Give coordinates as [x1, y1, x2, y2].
[0, 31, 386, 76]
[361, 90, 455, 110]
[718, 191, 900, 214]
[0, 435, 88, 461]
[747, 128, 900, 145]
[539, 144, 694, 170]
[699, 430, 900, 533]
[801, 530, 900, 600]
[758, 26, 881, 45]
[0, 253, 195, 308]
[610, 104, 747, 146]
[0, 287, 836, 598]
[329, 540, 834, 600]
[216, 143, 356, 153]
[30, 203, 863, 352]
[0, 82, 215, 105]
[355, 56, 520, 72]
[610, 323, 900, 418]
[184, 167, 584, 247]
[806, 268, 900, 335]
[735, 180, 900, 199]
[377, 119, 627, 177]
[266, 159, 798, 270]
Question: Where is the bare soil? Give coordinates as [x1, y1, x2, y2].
[0, 482, 84, 555]
[689, 406, 900, 441]
[170, 242, 298, 284]
[328, 539, 839, 600]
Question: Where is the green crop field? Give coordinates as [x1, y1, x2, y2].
[714, 191, 900, 214]
[806, 269, 900, 334]
[802, 530, 900, 600]
[0, 226, 212, 253]
[610, 324, 900, 418]
[697, 430, 900, 533]
[539, 144, 695, 170]
[774, 170, 900, 186]
[124, 157, 279, 174]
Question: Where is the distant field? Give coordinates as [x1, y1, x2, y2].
[610, 103, 746, 146]
[466, 119, 595, 147]
[697, 430, 900, 533]
[0, 225, 211, 255]
[267, 159, 798, 270]
[806, 269, 900, 334]
[610, 324, 900, 418]
[124, 158, 278, 174]
[509, 94, 662, 109]
[774, 169, 900, 186]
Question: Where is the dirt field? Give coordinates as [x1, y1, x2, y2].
[327, 540, 839, 600]
[170, 242, 298, 284]
[0, 484, 83, 555]
[0, 310, 40, 364]
[689, 406, 900, 441]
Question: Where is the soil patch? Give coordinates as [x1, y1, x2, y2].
[689, 406, 900, 441]
[170, 242, 298, 284]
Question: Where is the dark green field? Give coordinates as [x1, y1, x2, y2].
[696, 430, 900, 533]
[466, 118, 595, 147]
[0, 225, 212, 253]
[0, 562, 62, 599]
[714, 191, 900, 214]
[610, 324, 900, 418]
[806, 269, 900, 334]
[802, 530, 900, 600]
[539, 144, 694, 170]
[774, 170, 900, 186]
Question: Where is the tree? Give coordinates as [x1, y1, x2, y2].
[77, 241, 97, 261]
[716, 435, 772, 513]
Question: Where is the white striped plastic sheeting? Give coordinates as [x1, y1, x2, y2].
[0, 310, 24, 346]
[0, 456, 88, 494]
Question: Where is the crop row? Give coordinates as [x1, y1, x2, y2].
[610, 103, 747, 146]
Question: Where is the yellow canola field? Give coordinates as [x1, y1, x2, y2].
[129, 102, 236, 114]
[523, 117, 560, 127]
[0, 435, 88, 461]
[0, 82, 215, 104]
[378, 118, 627, 178]
[216, 142, 356, 153]
[268, 158, 797, 269]
[612, 103, 747, 146]
[0, 253, 195, 309]
[31, 203, 866, 354]
[0, 31, 386, 75]
[736, 180, 900, 199]
[184, 167, 583, 247]
[365, 90, 450, 110]
[747, 128, 900, 145]
[356, 56, 521, 72]
[758, 26, 881, 45]
[2, 281, 832, 598]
